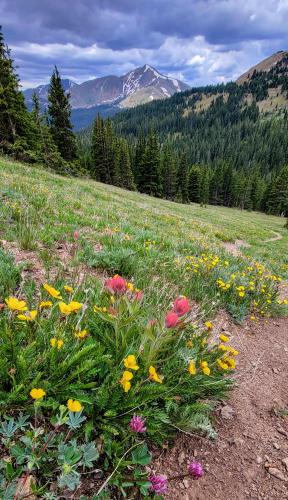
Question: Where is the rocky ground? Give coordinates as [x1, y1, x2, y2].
[154, 314, 288, 500]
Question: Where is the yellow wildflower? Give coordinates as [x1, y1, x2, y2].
[39, 301, 53, 309]
[188, 360, 196, 375]
[17, 310, 37, 322]
[5, 297, 27, 312]
[217, 359, 229, 370]
[227, 347, 239, 356]
[67, 399, 83, 412]
[43, 283, 62, 299]
[30, 388, 46, 400]
[204, 321, 213, 330]
[59, 301, 82, 315]
[50, 338, 63, 349]
[126, 282, 134, 292]
[120, 370, 133, 392]
[149, 366, 163, 383]
[200, 361, 211, 376]
[124, 355, 139, 371]
[219, 334, 229, 342]
[238, 291, 245, 298]
[69, 301, 83, 312]
[224, 357, 236, 369]
[219, 344, 228, 351]
[64, 285, 74, 293]
[74, 329, 88, 339]
[58, 301, 71, 315]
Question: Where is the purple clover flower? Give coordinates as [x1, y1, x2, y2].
[129, 415, 146, 433]
[188, 461, 204, 479]
[148, 474, 168, 495]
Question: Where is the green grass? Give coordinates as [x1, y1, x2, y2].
[0, 155, 287, 497]
[0, 155, 287, 321]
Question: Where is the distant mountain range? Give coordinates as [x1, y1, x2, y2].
[23, 65, 189, 130]
[23, 52, 288, 131]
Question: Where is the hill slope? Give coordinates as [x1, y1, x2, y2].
[1, 156, 287, 284]
[237, 50, 288, 83]
[112, 51, 288, 174]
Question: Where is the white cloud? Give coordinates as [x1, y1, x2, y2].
[12, 33, 285, 89]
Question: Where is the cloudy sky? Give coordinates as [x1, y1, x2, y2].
[1, 0, 288, 89]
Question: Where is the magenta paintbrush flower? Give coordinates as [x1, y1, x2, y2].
[148, 474, 168, 495]
[188, 461, 204, 479]
[173, 296, 190, 317]
[129, 415, 146, 433]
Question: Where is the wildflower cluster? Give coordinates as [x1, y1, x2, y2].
[1, 275, 232, 498]
[184, 253, 285, 318]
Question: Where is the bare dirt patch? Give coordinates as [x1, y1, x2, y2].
[279, 281, 288, 302]
[222, 239, 250, 257]
[0, 239, 107, 290]
[0, 239, 48, 286]
[153, 315, 288, 499]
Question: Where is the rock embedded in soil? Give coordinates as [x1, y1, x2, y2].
[267, 467, 288, 482]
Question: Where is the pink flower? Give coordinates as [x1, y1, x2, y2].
[173, 297, 190, 317]
[129, 415, 146, 433]
[149, 474, 168, 495]
[165, 311, 179, 328]
[134, 290, 144, 301]
[105, 275, 127, 294]
[73, 231, 79, 241]
[188, 461, 204, 479]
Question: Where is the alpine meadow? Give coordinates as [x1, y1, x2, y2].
[0, 2, 288, 498]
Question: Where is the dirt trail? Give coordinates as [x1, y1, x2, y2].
[264, 231, 283, 243]
[154, 314, 288, 499]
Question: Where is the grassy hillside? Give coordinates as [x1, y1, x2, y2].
[1, 156, 287, 497]
[1, 156, 287, 321]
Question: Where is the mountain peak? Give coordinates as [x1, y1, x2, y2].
[237, 50, 288, 84]
[24, 65, 189, 112]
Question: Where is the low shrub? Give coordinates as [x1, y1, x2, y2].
[0, 276, 236, 497]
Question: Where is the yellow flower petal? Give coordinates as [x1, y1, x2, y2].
[124, 355, 139, 371]
[204, 321, 213, 330]
[188, 360, 196, 375]
[219, 334, 229, 342]
[74, 329, 88, 339]
[5, 297, 27, 312]
[17, 310, 37, 321]
[149, 366, 163, 383]
[30, 388, 46, 400]
[39, 301, 53, 309]
[43, 283, 62, 299]
[67, 399, 83, 412]
[120, 371, 134, 392]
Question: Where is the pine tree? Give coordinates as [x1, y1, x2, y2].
[134, 131, 146, 188]
[116, 138, 136, 190]
[199, 167, 210, 207]
[31, 97, 66, 173]
[47, 66, 77, 161]
[161, 144, 177, 200]
[141, 131, 161, 196]
[189, 166, 201, 203]
[176, 153, 189, 203]
[0, 27, 36, 158]
[91, 115, 115, 183]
